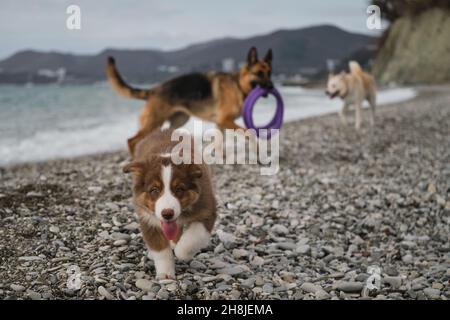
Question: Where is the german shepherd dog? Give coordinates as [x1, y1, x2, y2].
[106, 47, 273, 157]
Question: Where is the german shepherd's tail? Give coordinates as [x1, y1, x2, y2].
[349, 61, 363, 76]
[106, 56, 151, 100]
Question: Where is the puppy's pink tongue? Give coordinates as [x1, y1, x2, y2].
[161, 220, 178, 240]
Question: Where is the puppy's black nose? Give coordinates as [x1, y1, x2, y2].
[161, 209, 174, 220]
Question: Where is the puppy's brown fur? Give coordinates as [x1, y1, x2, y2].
[107, 47, 273, 157]
[123, 129, 216, 278]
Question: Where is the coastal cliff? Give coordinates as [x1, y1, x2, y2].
[373, 8, 450, 85]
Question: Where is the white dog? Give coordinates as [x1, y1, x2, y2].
[326, 61, 376, 130]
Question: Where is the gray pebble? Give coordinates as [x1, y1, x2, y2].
[355, 274, 369, 282]
[113, 239, 127, 246]
[18, 256, 43, 262]
[214, 243, 225, 253]
[157, 289, 169, 300]
[255, 275, 265, 286]
[159, 279, 175, 285]
[262, 283, 274, 294]
[383, 276, 402, 289]
[88, 186, 103, 193]
[216, 230, 236, 248]
[98, 286, 114, 300]
[10, 284, 25, 292]
[166, 283, 178, 292]
[276, 242, 297, 250]
[26, 191, 44, 198]
[202, 276, 218, 282]
[190, 260, 207, 270]
[384, 266, 399, 276]
[216, 284, 231, 292]
[135, 279, 153, 292]
[49, 225, 60, 233]
[232, 248, 249, 259]
[230, 289, 241, 299]
[250, 256, 264, 267]
[217, 265, 249, 276]
[334, 281, 364, 293]
[296, 244, 311, 255]
[123, 222, 140, 231]
[300, 282, 330, 300]
[240, 278, 255, 289]
[271, 224, 289, 235]
[26, 290, 42, 300]
[142, 293, 156, 300]
[402, 254, 413, 264]
[423, 288, 441, 299]
[110, 232, 131, 241]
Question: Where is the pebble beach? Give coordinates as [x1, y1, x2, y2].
[1, 85, 449, 300]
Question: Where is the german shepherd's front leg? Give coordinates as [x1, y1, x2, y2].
[217, 116, 245, 131]
[217, 116, 257, 141]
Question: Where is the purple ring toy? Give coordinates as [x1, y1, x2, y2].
[242, 86, 284, 139]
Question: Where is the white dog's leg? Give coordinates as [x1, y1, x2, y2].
[148, 247, 175, 279]
[368, 96, 376, 127]
[355, 102, 362, 131]
[339, 103, 349, 125]
[174, 222, 211, 262]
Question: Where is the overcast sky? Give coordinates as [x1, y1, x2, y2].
[0, 0, 384, 59]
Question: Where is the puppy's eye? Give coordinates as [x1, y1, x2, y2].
[149, 187, 160, 197]
[175, 186, 185, 195]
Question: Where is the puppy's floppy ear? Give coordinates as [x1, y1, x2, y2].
[264, 49, 273, 65]
[247, 47, 258, 66]
[123, 161, 144, 174]
[189, 164, 203, 179]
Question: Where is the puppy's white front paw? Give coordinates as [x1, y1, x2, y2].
[149, 247, 175, 281]
[174, 245, 195, 262]
[174, 222, 210, 262]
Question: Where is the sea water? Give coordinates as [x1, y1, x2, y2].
[0, 82, 415, 166]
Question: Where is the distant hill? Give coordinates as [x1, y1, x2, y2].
[0, 25, 375, 84]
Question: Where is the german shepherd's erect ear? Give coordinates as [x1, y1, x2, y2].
[247, 47, 258, 66]
[264, 49, 273, 66]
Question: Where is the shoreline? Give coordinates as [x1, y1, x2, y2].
[1, 84, 433, 171]
[1, 85, 449, 300]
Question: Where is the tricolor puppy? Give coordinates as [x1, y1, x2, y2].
[325, 61, 377, 130]
[123, 129, 217, 279]
[106, 47, 274, 157]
